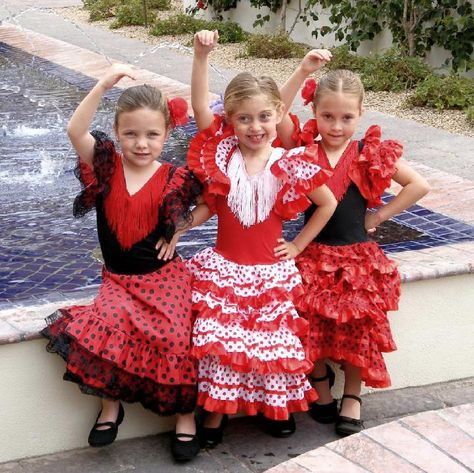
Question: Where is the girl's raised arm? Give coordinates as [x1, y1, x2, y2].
[274, 185, 337, 260]
[67, 64, 137, 166]
[277, 49, 332, 149]
[365, 161, 430, 232]
[192, 30, 219, 131]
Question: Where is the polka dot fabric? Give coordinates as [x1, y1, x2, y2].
[296, 241, 400, 388]
[187, 248, 317, 420]
[41, 258, 198, 415]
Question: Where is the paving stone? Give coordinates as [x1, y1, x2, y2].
[401, 411, 474, 470]
[363, 421, 468, 472]
[293, 447, 368, 472]
[327, 433, 421, 473]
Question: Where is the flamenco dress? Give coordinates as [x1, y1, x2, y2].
[41, 131, 202, 414]
[288, 117, 403, 388]
[186, 115, 332, 419]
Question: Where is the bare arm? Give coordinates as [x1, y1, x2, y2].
[365, 160, 431, 232]
[192, 30, 219, 131]
[67, 63, 137, 166]
[277, 49, 332, 149]
[274, 184, 337, 260]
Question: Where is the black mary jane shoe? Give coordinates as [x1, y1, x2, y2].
[262, 414, 296, 438]
[88, 402, 124, 447]
[199, 414, 228, 449]
[335, 394, 364, 437]
[309, 364, 338, 424]
[171, 432, 200, 462]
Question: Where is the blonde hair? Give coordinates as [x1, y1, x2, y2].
[224, 72, 283, 116]
[313, 69, 364, 108]
[114, 84, 170, 128]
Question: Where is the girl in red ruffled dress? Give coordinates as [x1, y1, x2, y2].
[277, 57, 430, 436]
[41, 64, 203, 461]
[180, 30, 337, 445]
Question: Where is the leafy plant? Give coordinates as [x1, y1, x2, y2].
[82, 0, 117, 21]
[112, 0, 151, 28]
[243, 33, 307, 59]
[466, 106, 474, 124]
[151, 14, 247, 43]
[406, 73, 474, 110]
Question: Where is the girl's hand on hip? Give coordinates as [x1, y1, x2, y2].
[300, 49, 332, 74]
[194, 30, 219, 56]
[155, 231, 182, 261]
[274, 238, 302, 260]
[99, 64, 138, 90]
[365, 210, 382, 234]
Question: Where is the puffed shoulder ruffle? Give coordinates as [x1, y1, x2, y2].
[158, 166, 203, 242]
[271, 145, 332, 220]
[187, 115, 234, 212]
[73, 130, 118, 217]
[273, 113, 318, 149]
[349, 125, 403, 207]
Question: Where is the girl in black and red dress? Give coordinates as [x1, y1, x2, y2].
[41, 64, 202, 461]
[277, 57, 430, 436]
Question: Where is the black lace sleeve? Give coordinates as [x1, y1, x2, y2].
[72, 130, 117, 217]
[158, 166, 203, 242]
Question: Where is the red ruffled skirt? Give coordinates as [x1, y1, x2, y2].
[295, 241, 400, 388]
[187, 248, 317, 420]
[41, 258, 197, 415]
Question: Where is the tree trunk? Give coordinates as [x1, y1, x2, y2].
[278, 0, 287, 34]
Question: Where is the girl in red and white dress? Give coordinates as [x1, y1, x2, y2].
[277, 57, 430, 436]
[41, 64, 203, 461]
[183, 30, 336, 446]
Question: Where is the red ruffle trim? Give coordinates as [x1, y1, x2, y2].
[187, 115, 233, 213]
[349, 125, 403, 208]
[197, 390, 318, 419]
[271, 145, 332, 220]
[51, 309, 197, 385]
[308, 348, 392, 388]
[192, 343, 314, 375]
[296, 241, 400, 325]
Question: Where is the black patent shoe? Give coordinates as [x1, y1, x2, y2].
[309, 364, 338, 424]
[262, 414, 296, 438]
[171, 433, 200, 462]
[335, 394, 364, 437]
[199, 414, 228, 449]
[88, 402, 124, 447]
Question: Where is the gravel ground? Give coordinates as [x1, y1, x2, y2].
[53, 3, 474, 138]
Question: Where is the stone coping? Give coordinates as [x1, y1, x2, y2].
[0, 22, 473, 344]
[264, 403, 474, 473]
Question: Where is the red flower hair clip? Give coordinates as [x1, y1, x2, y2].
[301, 78, 317, 106]
[167, 97, 189, 128]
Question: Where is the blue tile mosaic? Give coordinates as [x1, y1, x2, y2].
[0, 42, 473, 307]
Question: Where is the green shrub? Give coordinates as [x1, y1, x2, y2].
[466, 106, 474, 124]
[326, 45, 365, 72]
[82, 0, 117, 21]
[148, 0, 171, 9]
[151, 14, 247, 43]
[361, 48, 432, 92]
[112, 0, 151, 28]
[243, 34, 307, 59]
[407, 74, 474, 110]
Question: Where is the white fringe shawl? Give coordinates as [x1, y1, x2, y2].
[227, 149, 282, 227]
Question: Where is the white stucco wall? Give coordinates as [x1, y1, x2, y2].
[0, 273, 473, 463]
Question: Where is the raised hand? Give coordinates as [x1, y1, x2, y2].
[194, 29, 219, 56]
[300, 49, 332, 75]
[98, 63, 138, 90]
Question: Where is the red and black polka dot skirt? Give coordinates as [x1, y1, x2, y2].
[41, 257, 197, 415]
[295, 241, 400, 388]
